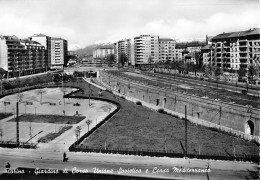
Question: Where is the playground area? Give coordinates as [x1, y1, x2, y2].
[0, 87, 117, 147]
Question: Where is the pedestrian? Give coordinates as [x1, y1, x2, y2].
[63, 152, 66, 162]
[5, 162, 11, 170]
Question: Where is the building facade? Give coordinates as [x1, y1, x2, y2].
[175, 41, 206, 61]
[134, 35, 159, 65]
[114, 39, 131, 66]
[31, 34, 68, 70]
[201, 44, 213, 65]
[0, 35, 46, 78]
[93, 46, 114, 59]
[211, 28, 260, 72]
[158, 38, 176, 62]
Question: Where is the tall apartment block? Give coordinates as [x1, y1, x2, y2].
[158, 38, 176, 62]
[0, 35, 46, 78]
[211, 28, 260, 72]
[134, 35, 159, 64]
[93, 46, 114, 59]
[31, 34, 68, 70]
[114, 39, 131, 66]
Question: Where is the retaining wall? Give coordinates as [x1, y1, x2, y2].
[99, 71, 260, 143]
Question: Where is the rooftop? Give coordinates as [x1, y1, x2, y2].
[212, 28, 260, 40]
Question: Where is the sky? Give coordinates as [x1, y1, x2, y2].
[0, 0, 259, 50]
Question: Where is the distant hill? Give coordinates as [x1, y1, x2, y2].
[75, 43, 113, 56]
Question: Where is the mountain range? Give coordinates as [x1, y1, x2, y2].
[75, 43, 113, 56]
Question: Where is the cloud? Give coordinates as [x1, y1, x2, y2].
[0, 0, 259, 49]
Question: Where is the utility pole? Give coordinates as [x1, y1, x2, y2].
[185, 105, 187, 157]
[16, 102, 19, 148]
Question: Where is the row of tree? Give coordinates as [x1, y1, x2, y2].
[1, 72, 79, 91]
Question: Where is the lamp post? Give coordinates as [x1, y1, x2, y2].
[24, 104, 27, 114]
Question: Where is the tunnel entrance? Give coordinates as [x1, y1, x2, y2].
[245, 120, 254, 135]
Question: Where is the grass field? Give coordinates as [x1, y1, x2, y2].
[8, 114, 86, 124]
[64, 80, 259, 157]
[38, 126, 72, 143]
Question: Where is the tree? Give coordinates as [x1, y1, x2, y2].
[148, 56, 152, 71]
[215, 67, 222, 77]
[248, 65, 255, 77]
[237, 66, 246, 79]
[195, 52, 203, 68]
[86, 120, 92, 132]
[119, 53, 127, 67]
[105, 54, 115, 66]
[53, 73, 62, 83]
[204, 63, 214, 78]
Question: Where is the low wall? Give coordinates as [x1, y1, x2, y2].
[99, 71, 260, 143]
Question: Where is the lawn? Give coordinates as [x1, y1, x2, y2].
[8, 114, 86, 124]
[0, 113, 13, 120]
[64, 80, 259, 157]
[38, 126, 72, 143]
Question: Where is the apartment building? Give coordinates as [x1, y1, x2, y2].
[158, 38, 176, 62]
[114, 39, 131, 66]
[175, 41, 206, 61]
[31, 34, 68, 70]
[0, 35, 46, 78]
[20, 39, 46, 73]
[201, 44, 213, 65]
[0, 36, 8, 72]
[211, 28, 260, 72]
[93, 46, 114, 59]
[134, 35, 159, 64]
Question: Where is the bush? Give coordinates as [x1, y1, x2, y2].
[171, 114, 180, 119]
[241, 90, 247, 95]
[157, 108, 165, 113]
[105, 89, 113, 94]
[136, 101, 142, 105]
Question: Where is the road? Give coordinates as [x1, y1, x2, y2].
[0, 148, 258, 180]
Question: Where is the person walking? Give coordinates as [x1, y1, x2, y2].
[5, 162, 11, 170]
[63, 152, 67, 162]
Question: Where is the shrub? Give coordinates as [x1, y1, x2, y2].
[105, 89, 113, 94]
[171, 114, 180, 119]
[157, 108, 165, 113]
[136, 101, 142, 105]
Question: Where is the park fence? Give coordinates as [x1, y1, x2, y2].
[70, 146, 259, 163]
[0, 140, 37, 149]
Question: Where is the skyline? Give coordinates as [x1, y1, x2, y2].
[0, 0, 259, 50]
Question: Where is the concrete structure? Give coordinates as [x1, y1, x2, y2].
[93, 46, 114, 59]
[0, 36, 8, 72]
[20, 38, 46, 74]
[0, 35, 46, 78]
[201, 44, 213, 65]
[113, 39, 131, 66]
[134, 35, 159, 65]
[185, 52, 196, 64]
[175, 41, 206, 61]
[31, 34, 68, 70]
[211, 28, 260, 72]
[158, 38, 176, 62]
[99, 71, 260, 139]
